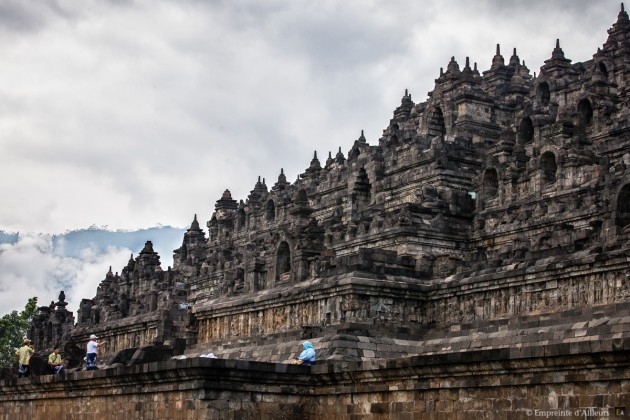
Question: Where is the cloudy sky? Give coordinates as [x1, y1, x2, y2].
[0, 0, 623, 314]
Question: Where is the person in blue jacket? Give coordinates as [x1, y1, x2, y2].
[292, 341, 316, 366]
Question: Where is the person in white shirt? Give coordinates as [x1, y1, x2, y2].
[85, 334, 106, 370]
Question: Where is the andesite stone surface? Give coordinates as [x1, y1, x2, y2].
[6, 4, 630, 418]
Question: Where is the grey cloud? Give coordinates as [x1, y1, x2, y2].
[0, 0, 78, 33]
[0, 0, 622, 234]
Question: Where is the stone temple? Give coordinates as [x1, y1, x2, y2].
[4, 4, 630, 419]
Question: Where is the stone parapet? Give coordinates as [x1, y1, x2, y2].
[188, 249, 630, 361]
[185, 302, 630, 365]
[1, 344, 629, 419]
[68, 310, 179, 363]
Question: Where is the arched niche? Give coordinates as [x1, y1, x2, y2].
[208, 216, 218, 241]
[519, 117, 534, 144]
[616, 184, 630, 231]
[538, 82, 550, 105]
[599, 62, 609, 79]
[265, 199, 275, 221]
[275, 241, 291, 283]
[37, 325, 44, 345]
[295, 188, 308, 204]
[482, 168, 499, 201]
[577, 99, 593, 126]
[237, 208, 246, 229]
[428, 107, 446, 137]
[46, 322, 53, 344]
[179, 243, 188, 262]
[540, 152, 557, 184]
[352, 167, 372, 206]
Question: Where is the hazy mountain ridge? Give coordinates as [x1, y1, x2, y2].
[50, 226, 186, 265]
[0, 226, 186, 267]
[0, 231, 19, 244]
[0, 226, 187, 315]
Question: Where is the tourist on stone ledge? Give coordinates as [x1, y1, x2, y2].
[48, 346, 65, 374]
[15, 338, 35, 378]
[85, 334, 106, 371]
[292, 341, 316, 366]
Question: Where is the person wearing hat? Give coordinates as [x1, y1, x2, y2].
[85, 334, 106, 371]
[48, 346, 64, 374]
[15, 338, 35, 378]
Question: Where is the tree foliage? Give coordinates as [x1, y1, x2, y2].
[0, 297, 38, 368]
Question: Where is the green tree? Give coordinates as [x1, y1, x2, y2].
[0, 297, 38, 368]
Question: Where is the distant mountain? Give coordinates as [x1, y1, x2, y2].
[0, 226, 189, 316]
[0, 226, 187, 268]
[0, 230, 19, 244]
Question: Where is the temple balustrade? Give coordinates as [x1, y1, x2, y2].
[69, 311, 169, 359]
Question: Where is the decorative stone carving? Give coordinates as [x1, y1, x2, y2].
[30, 5, 630, 366]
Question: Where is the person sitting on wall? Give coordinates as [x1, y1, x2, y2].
[292, 341, 316, 366]
[85, 334, 106, 371]
[48, 346, 64, 374]
[15, 338, 35, 378]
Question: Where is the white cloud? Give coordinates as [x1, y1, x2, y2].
[0, 233, 131, 315]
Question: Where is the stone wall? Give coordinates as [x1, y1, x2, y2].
[192, 272, 425, 344]
[188, 247, 630, 357]
[1, 344, 629, 419]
